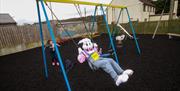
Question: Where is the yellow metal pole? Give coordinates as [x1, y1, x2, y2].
[44, 0, 126, 8]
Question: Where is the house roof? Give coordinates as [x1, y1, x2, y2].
[109, 0, 155, 7]
[139, 0, 155, 6]
[0, 14, 16, 24]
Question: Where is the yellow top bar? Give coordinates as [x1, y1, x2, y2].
[44, 0, 127, 8]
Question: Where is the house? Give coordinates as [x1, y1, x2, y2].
[149, 0, 179, 21]
[0, 13, 17, 26]
[107, 0, 179, 23]
[107, 0, 156, 23]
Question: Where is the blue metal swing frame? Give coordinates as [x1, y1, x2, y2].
[36, 1, 141, 91]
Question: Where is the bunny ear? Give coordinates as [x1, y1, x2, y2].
[78, 38, 91, 44]
[78, 39, 84, 44]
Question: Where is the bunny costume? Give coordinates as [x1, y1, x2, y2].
[77, 38, 133, 86]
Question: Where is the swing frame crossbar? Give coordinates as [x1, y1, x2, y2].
[36, 0, 141, 91]
[44, 0, 127, 8]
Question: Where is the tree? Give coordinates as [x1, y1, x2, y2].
[178, 0, 180, 16]
[153, 0, 170, 14]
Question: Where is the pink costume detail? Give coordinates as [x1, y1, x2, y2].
[77, 47, 98, 63]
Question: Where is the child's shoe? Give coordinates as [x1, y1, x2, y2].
[56, 62, 59, 66]
[52, 62, 55, 66]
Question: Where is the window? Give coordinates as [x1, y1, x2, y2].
[143, 5, 146, 12]
[148, 6, 150, 12]
[144, 18, 147, 22]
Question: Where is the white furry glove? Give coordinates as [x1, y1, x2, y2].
[93, 43, 98, 47]
[78, 47, 83, 54]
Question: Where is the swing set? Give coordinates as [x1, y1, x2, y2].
[36, 0, 141, 91]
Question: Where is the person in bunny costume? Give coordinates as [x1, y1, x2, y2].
[77, 38, 133, 86]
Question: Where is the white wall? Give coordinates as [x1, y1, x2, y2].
[107, 0, 142, 24]
[174, 0, 178, 17]
[149, 15, 169, 21]
[107, 0, 156, 23]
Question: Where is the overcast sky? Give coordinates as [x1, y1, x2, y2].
[0, 0, 111, 24]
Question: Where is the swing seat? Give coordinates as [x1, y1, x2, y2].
[167, 33, 180, 39]
[116, 45, 123, 48]
[100, 53, 112, 57]
[65, 59, 75, 73]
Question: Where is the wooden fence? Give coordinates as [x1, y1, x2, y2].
[0, 24, 53, 56]
[0, 21, 97, 56]
[0, 24, 51, 49]
[1, 19, 179, 56]
[98, 19, 180, 34]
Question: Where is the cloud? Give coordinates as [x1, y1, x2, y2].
[17, 19, 34, 25]
[1, 0, 111, 23]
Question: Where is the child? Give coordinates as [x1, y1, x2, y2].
[77, 38, 133, 86]
[47, 40, 60, 66]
